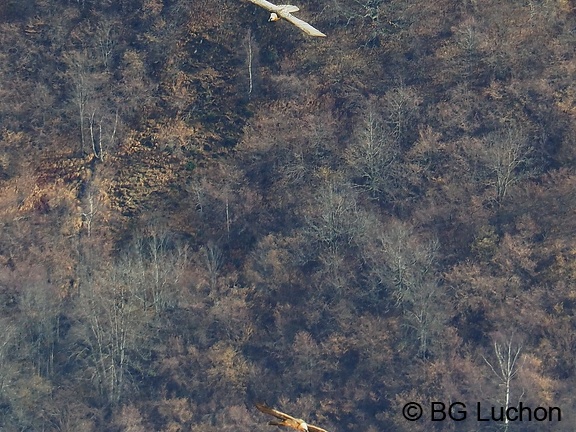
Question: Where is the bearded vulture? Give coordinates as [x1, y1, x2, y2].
[248, 0, 326, 37]
[256, 403, 329, 432]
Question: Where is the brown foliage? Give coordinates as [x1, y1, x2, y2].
[1, 0, 576, 430]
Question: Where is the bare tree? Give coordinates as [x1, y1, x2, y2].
[471, 126, 535, 205]
[483, 333, 524, 432]
[126, 230, 189, 312]
[0, 319, 16, 396]
[80, 189, 99, 238]
[447, 17, 484, 82]
[346, 102, 400, 201]
[305, 180, 361, 256]
[328, 0, 387, 28]
[486, 127, 534, 204]
[66, 51, 92, 155]
[382, 84, 421, 144]
[95, 18, 117, 71]
[301, 179, 367, 294]
[242, 30, 259, 96]
[362, 219, 444, 357]
[0, 271, 61, 430]
[146, 233, 189, 311]
[88, 108, 119, 161]
[73, 231, 188, 404]
[202, 241, 223, 291]
[65, 49, 120, 158]
[17, 281, 62, 377]
[74, 263, 150, 405]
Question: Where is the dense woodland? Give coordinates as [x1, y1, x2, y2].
[0, 0, 576, 430]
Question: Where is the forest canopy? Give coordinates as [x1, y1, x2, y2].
[0, 0, 575, 431]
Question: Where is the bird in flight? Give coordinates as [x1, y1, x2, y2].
[247, 0, 326, 37]
[255, 403, 329, 432]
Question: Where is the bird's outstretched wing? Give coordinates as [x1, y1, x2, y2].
[248, 0, 280, 13]
[279, 11, 326, 37]
[247, 0, 326, 37]
[307, 425, 329, 432]
[255, 403, 330, 432]
[255, 403, 298, 421]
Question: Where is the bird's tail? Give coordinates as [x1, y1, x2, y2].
[268, 421, 284, 426]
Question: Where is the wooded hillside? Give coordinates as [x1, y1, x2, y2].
[1, 0, 575, 430]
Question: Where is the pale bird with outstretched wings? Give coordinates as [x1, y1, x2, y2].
[247, 0, 326, 37]
[256, 403, 329, 432]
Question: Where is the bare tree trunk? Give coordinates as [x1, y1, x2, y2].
[203, 241, 223, 290]
[76, 74, 88, 155]
[242, 29, 259, 97]
[246, 30, 253, 95]
[96, 19, 116, 71]
[483, 334, 524, 432]
[89, 109, 118, 161]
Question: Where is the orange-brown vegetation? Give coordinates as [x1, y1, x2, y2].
[0, 0, 575, 430]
